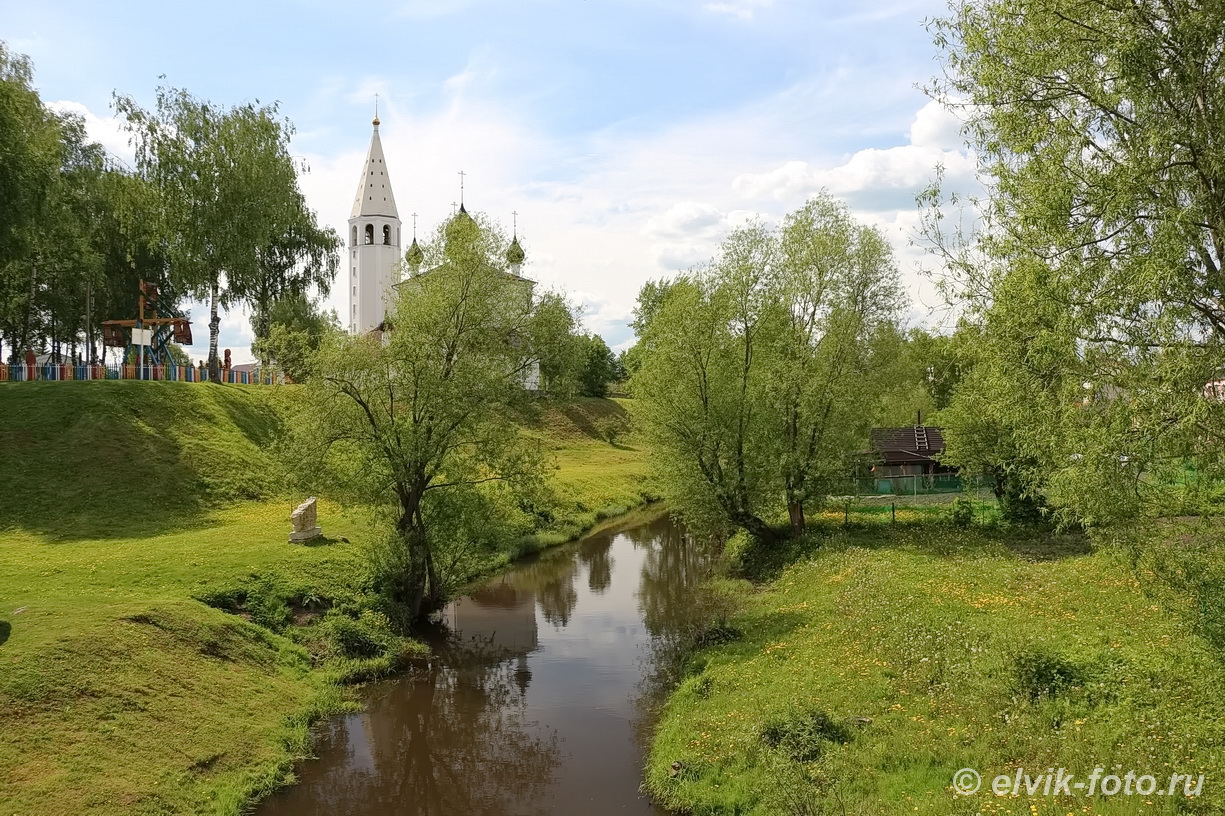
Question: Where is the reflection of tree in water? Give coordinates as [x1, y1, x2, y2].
[636, 516, 719, 637]
[280, 640, 562, 816]
[630, 514, 720, 755]
[578, 534, 614, 593]
[511, 547, 582, 628]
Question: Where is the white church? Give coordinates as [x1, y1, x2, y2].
[346, 114, 531, 335]
[346, 115, 541, 389]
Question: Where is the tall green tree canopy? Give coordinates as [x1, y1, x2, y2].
[634, 194, 903, 538]
[115, 86, 337, 381]
[287, 211, 547, 620]
[929, 0, 1225, 523]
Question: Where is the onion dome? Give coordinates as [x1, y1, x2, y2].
[406, 237, 424, 267]
[506, 236, 525, 265]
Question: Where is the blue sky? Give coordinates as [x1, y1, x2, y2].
[8, 0, 979, 361]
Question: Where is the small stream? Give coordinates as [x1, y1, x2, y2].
[257, 510, 716, 815]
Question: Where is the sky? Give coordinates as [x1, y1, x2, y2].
[7, 0, 981, 363]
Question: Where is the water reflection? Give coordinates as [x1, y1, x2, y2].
[258, 510, 717, 816]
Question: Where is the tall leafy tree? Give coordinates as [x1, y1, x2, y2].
[0, 43, 61, 361]
[115, 86, 336, 381]
[771, 196, 903, 532]
[929, 0, 1225, 523]
[287, 211, 547, 619]
[634, 196, 903, 538]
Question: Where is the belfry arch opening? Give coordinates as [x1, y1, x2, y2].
[383, 225, 391, 245]
[364, 224, 374, 245]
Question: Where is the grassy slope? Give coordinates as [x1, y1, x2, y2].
[646, 518, 1225, 815]
[0, 383, 649, 815]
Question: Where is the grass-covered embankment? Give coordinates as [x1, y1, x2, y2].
[646, 509, 1225, 815]
[0, 382, 649, 815]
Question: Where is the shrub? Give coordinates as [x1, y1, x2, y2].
[320, 610, 397, 660]
[1011, 647, 1083, 701]
[950, 497, 974, 527]
[760, 708, 852, 763]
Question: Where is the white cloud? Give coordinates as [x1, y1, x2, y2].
[704, 0, 774, 20]
[908, 98, 965, 150]
[50, 73, 983, 361]
[46, 100, 135, 167]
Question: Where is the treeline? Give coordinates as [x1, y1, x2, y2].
[0, 43, 337, 379]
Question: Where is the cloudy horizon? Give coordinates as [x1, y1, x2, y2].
[12, 0, 981, 364]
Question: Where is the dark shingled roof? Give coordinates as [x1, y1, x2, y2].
[869, 426, 945, 465]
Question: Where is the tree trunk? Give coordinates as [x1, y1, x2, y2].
[21, 258, 37, 354]
[733, 511, 778, 545]
[207, 278, 221, 383]
[787, 501, 806, 535]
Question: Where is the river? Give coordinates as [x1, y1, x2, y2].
[257, 510, 716, 816]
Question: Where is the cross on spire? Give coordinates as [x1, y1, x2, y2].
[512, 210, 519, 238]
[458, 170, 466, 207]
[373, 93, 380, 126]
[411, 212, 418, 239]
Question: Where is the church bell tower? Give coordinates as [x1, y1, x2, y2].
[348, 113, 402, 334]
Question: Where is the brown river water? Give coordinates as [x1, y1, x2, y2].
[257, 510, 716, 816]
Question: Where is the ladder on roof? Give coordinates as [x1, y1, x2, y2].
[914, 425, 929, 450]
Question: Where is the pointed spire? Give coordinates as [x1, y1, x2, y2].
[351, 115, 398, 219]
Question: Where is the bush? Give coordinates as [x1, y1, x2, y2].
[760, 708, 852, 763]
[320, 610, 397, 660]
[1010, 647, 1083, 701]
[595, 415, 628, 445]
[950, 497, 974, 527]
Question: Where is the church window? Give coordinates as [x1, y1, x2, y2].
[383, 225, 391, 245]
[353, 286, 356, 296]
[364, 224, 374, 244]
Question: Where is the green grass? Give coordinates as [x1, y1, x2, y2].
[646, 520, 1225, 815]
[0, 383, 651, 815]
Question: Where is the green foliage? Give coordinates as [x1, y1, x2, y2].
[949, 496, 974, 527]
[252, 292, 340, 379]
[577, 333, 618, 397]
[115, 85, 338, 380]
[633, 194, 904, 538]
[287, 209, 551, 619]
[528, 290, 584, 394]
[1009, 647, 1083, 702]
[927, 0, 1225, 526]
[759, 708, 852, 763]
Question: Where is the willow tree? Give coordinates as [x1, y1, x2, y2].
[928, 0, 1225, 523]
[634, 194, 903, 538]
[0, 44, 61, 361]
[115, 86, 336, 381]
[288, 211, 546, 619]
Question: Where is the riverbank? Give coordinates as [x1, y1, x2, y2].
[0, 383, 651, 815]
[645, 513, 1225, 815]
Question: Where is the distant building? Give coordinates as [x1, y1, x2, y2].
[346, 120, 538, 394]
[348, 114, 403, 335]
[867, 422, 952, 478]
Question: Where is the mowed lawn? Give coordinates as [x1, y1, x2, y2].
[646, 522, 1225, 815]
